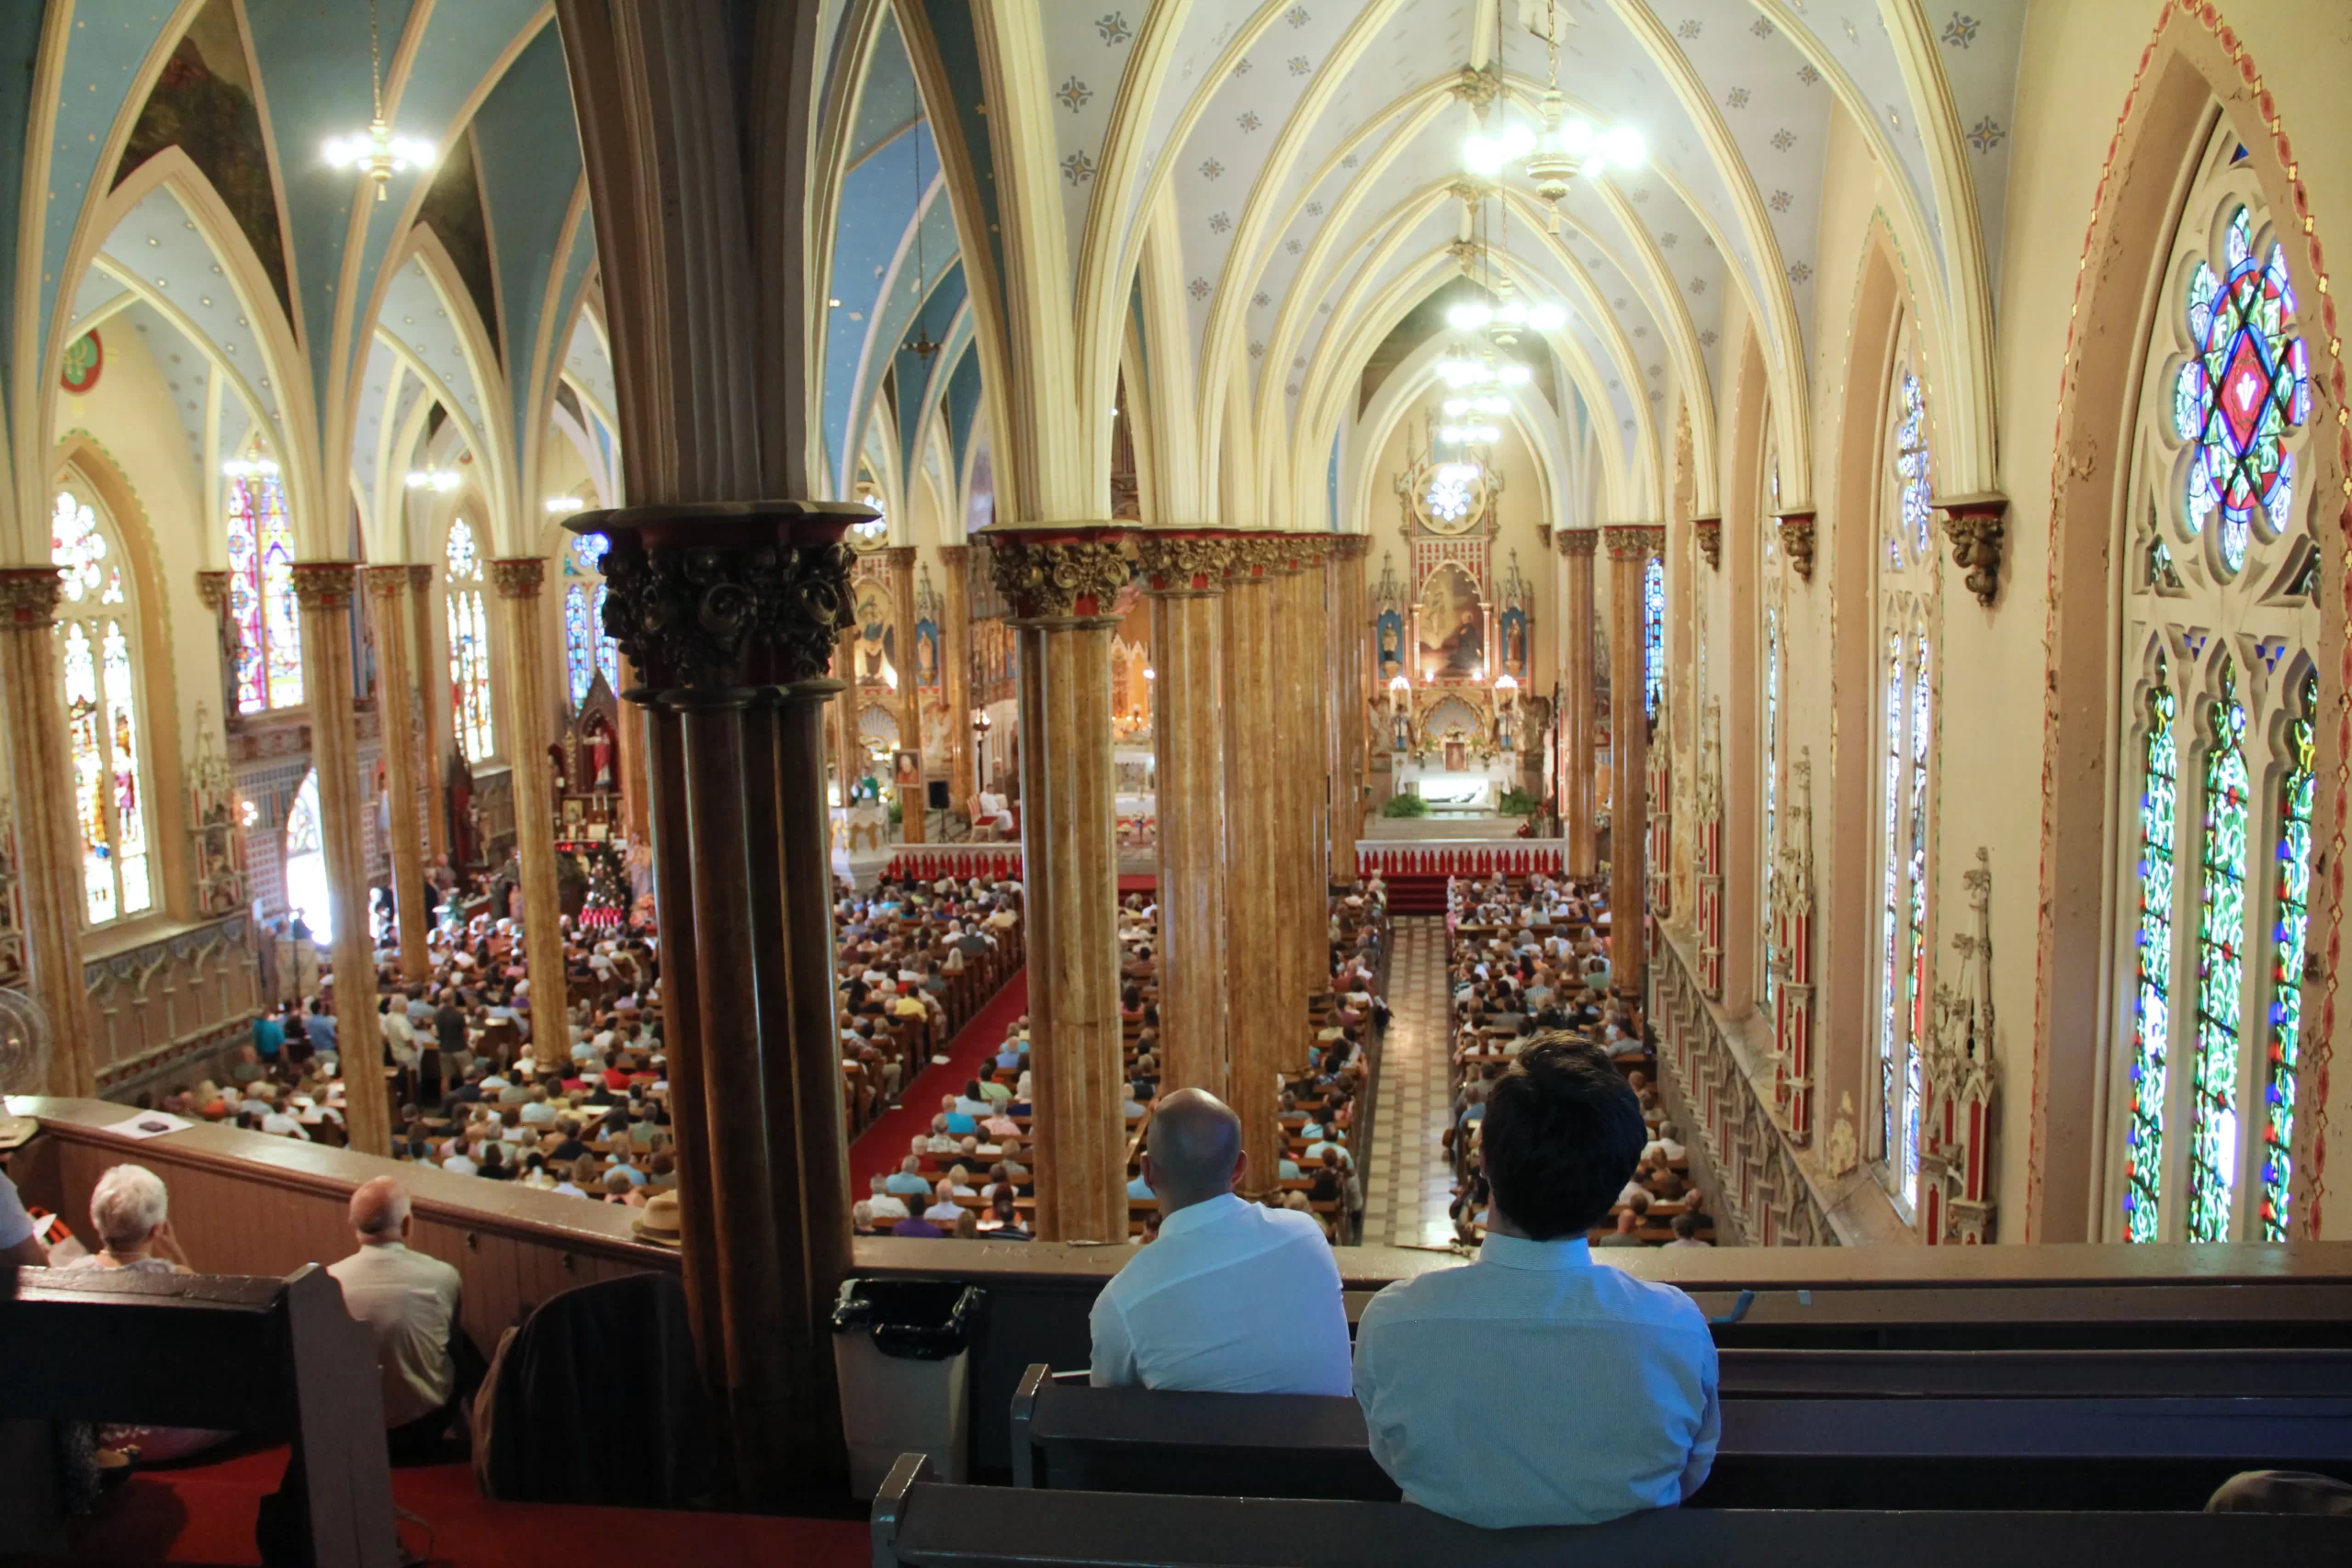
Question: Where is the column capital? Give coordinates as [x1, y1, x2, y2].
[879, 545, 919, 571]
[936, 543, 971, 566]
[575, 501, 865, 695]
[489, 556, 548, 598]
[1328, 534, 1371, 562]
[1602, 524, 1664, 561]
[406, 563, 434, 593]
[979, 525, 1132, 621]
[1556, 528, 1599, 559]
[289, 560, 360, 610]
[1934, 491, 2007, 606]
[1134, 528, 1237, 595]
[1225, 534, 1285, 581]
[362, 564, 413, 601]
[1772, 508, 1818, 582]
[1693, 513, 1723, 570]
[194, 569, 232, 611]
[0, 568, 62, 626]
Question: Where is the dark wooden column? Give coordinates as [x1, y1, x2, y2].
[1604, 525, 1663, 1001]
[578, 502, 862, 1505]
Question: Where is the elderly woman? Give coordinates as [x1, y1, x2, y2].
[64, 1165, 229, 1464]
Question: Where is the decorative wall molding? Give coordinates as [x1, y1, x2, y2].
[1695, 698, 1724, 998]
[1936, 493, 2008, 606]
[1921, 846, 2001, 1244]
[1770, 748, 1817, 1144]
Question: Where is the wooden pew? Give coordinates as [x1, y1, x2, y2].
[0, 1264, 398, 1566]
[875, 1454, 2349, 1568]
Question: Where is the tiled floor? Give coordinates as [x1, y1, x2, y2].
[1363, 918, 1464, 1250]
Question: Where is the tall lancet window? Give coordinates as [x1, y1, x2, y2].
[2113, 124, 2318, 1242]
[563, 532, 620, 705]
[1641, 556, 1664, 722]
[51, 485, 153, 927]
[224, 444, 301, 712]
[447, 517, 495, 762]
[1761, 447, 1781, 1011]
[1876, 353, 1936, 1218]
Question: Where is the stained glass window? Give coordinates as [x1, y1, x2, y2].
[2173, 208, 2312, 574]
[562, 534, 621, 705]
[447, 518, 494, 762]
[223, 458, 302, 712]
[2186, 657, 2249, 1241]
[2262, 669, 2316, 1239]
[1903, 636, 1931, 1211]
[1641, 555, 1664, 723]
[1893, 371, 1933, 566]
[564, 585, 595, 705]
[1761, 599, 1779, 1010]
[51, 489, 151, 927]
[2124, 661, 2177, 1241]
[283, 769, 332, 942]
[1880, 630, 1902, 1164]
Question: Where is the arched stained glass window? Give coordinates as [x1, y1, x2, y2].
[1893, 371, 1933, 566]
[51, 488, 152, 927]
[1761, 442, 1782, 1012]
[447, 518, 494, 762]
[2114, 128, 2318, 1243]
[562, 533, 620, 705]
[2262, 669, 2316, 1239]
[224, 449, 301, 712]
[1641, 555, 1664, 723]
[283, 769, 332, 942]
[2123, 660, 2177, 1243]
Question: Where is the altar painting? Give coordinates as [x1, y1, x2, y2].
[914, 615, 941, 689]
[854, 580, 897, 687]
[1416, 563, 1485, 682]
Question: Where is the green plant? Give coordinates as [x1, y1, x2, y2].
[1497, 787, 1539, 818]
[1381, 793, 1432, 818]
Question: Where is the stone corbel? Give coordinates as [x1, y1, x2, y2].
[1936, 493, 2008, 607]
[1693, 513, 1722, 570]
[1773, 509, 1815, 582]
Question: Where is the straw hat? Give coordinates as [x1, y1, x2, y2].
[631, 1189, 683, 1248]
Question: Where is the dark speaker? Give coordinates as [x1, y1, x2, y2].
[928, 780, 951, 809]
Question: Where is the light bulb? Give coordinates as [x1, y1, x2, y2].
[1554, 118, 1596, 158]
[1443, 397, 1471, 416]
[1463, 135, 1505, 175]
[545, 497, 584, 514]
[1528, 303, 1568, 331]
[1497, 299, 1529, 326]
[1477, 395, 1510, 415]
[1446, 301, 1493, 331]
[1498, 363, 1533, 386]
[1603, 126, 1645, 168]
[1498, 123, 1537, 159]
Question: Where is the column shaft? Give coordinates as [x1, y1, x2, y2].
[0, 570, 95, 1092]
[1329, 538, 1368, 885]
[1561, 534, 1599, 879]
[990, 530, 1129, 1243]
[490, 560, 571, 1042]
[291, 565, 388, 1155]
[1604, 528, 1658, 999]
[408, 566, 447, 864]
[886, 547, 924, 842]
[1138, 533, 1233, 1101]
[1220, 549, 1283, 1193]
[365, 569, 433, 984]
[938, 546, 976, 813]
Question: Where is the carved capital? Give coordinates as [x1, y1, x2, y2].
[1936, 493, 2007, 607]
[1774, 510, 1817, 582]
[1449, 63, 1500, 110]
[288, 561, 359, 612]
[361, 565, 411, 603]
[406, 564, 434, 594]
[1602, 524, 1662, 561]
[981, 528, 1132, 621]
[578, 502, 863, 698]
[1134, 530, 1236, 595]
[1329, 534, 1371, 562]
[488, 557, 548, 599]
[1693, 514, 1722, 570]
[1556, 529, 1598, 560]
[195, 570, 232, 612]
[0, 568, 62, 626]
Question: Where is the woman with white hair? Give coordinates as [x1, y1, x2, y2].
[64, 1164, 229, 1463]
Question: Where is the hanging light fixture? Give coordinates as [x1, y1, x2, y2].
[405, 468, 460, 493]
[323, 0, 435, 201]
[902, 125, 940, 361]
[221, 455, 278, 479]
[1462, 0, 1643, 233]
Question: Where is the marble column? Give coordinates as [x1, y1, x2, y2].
[1219, 539, 1283, 1193]
[408, 564, 447, 863]
[364, 568, 433, 984]
[1328, 536, 1370, 885]
[884, 546, 924, 842]
[1603, 525, 1661, 1001]
[290, 564, 389, 1156]
[1274, 537, 1328, 1071]
[937, 545, 976, 813]
[0, 570, 95, 1092]
[1136, 529, 1234, 1102]
[490, 558, 571, 1042]
[584, 502, 861, 1501]
[1560, 530, 1599, 879]
[986, 526, 1130, 1242]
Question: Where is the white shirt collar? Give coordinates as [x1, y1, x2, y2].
[1478, 1233, 1594, 1272]
[1154, 1190, 1247, 1240]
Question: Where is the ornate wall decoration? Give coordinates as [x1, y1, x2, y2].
[1921, 846, 2000, 1244]
[1773, 508, 1816, 581]
[186, 712, 247, 916]
[1937, 493, 2007, 605]
[1694, 513, 1722, 570]
[1771, 748, 1817, 1143]
[913, 564, 944, 689]
[1695, 699, 1724, 998]
[1369, 551, 1408, 685]
[1496, 549, 1532, 680]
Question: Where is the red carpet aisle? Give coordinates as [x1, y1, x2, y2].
[848, 969, 1029, 1197]
[66, 1445, 866, 1567]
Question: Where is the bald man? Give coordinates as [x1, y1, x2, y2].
[326, 1177, 465, 1455]
[1088, 1089, 1352, 1394]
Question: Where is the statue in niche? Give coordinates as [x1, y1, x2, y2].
[1391, 702, 1411, 752]
[1417, 565, 1485, 681]
[1375, 609, 1406, 680]
[1442, 728, 1470, 773]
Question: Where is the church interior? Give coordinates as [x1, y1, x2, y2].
[3, 0, 2351, 1560]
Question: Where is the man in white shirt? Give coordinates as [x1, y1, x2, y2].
[326, 1178, 465, 1457]
[865, 1174, 910, 1224]
[1353, 1037, 1718, 1530]
[1089, 1088, 1351, 1395]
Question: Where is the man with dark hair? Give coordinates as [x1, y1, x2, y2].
[1352, 1035, 1717, 1529]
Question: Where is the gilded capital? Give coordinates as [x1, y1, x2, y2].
[489, 557, 548, 598]
[982, 532, 1132, 620]
[1693, 514, 1723, 570]
[1774, 510, 1818, 582]
[288, 561, 359, 611]
[1601, 525, 1662, 562]
[1134, 532, 1236, 595]
[406, 563, 434, 594]
[1556, 529, 1599, 559]
[194, 570, 232, 612]
[1936, 493, 2007, 607]
[362, 565, 412, 602]
[0, 568, 62, 626]
[1329, 534, 1371, 562]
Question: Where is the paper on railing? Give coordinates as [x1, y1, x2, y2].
[99, 1109, 193, 1141]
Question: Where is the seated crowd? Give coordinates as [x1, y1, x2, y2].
[1444, 872, 1712, 1249]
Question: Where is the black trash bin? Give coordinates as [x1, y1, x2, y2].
[831, 1280, 985, 1495]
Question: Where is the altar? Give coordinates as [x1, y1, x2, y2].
[1396, 755, 1519, 813]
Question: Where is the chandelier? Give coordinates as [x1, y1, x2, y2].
[405, 468, 460, 493]
[323, 0, 434, 201]
[1460, 0, 1643, 233]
